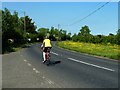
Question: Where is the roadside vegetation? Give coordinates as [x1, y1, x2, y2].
[56, 41, 120, 60]
[1, 8, 120, 60]
[56, 25, 120, 60]
[1, 8, 71, 54]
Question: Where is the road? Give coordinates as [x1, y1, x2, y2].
[2, 43, 119, 88]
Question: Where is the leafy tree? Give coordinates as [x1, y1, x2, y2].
[2, 9, 13, 52]
[12, 11, 19, 30]
[20, 16, 37, 34]
[26, 33, 38, 42]
[2, 8, 15, 50]
[109, 33, 114, 36]
[66, 32, 71, 40]
[79, 25, 91, 36]
[37, 28, 49, 41]
[60, 30, 67, 41]
[49, 27, 55, 40]
[0, 10, 2, 53]
[72, 33, 78, 42]
[78, 25, 91, 42]
[0, 10, 1, 26]
[107, 33, 116, 44]
[2, 8, 38, 53]
[49, 27, 60, 41]
[116, 29, 120, 45]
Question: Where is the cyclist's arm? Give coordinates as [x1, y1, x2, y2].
[41, 42, 45, 49]
[43, 42, 45, 47]
[49, 40, 52, 47]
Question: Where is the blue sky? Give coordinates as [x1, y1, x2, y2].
[2, 2, 118, 35]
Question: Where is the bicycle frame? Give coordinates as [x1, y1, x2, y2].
[45, 48, 50, 61]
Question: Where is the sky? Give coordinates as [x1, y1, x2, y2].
[2, 1, 118, 36]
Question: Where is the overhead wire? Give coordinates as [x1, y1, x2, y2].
[68, 2, 102, 23]
[61, 0, 112, 27]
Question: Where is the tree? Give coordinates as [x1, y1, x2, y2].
[72, 33, 78, 42]
[78, 25, 91, 42]
[37, 28, 49, 41]
[12, 11, 19, 30]
[2, 8, 39, 53]
[2, 8, 18, 52]
[66, 32, 71, 40]
[107, 33, 116, 44]
[20, 16, 37, 34]
[116, 29, 120, 45]
[2, 8, 14, 49]
[49, 27, 60, 41]
[61, 30, 67, 41]
[79, 25, 91, 36]
[109, 33, 114, 36]
[0, 10, 2, 31]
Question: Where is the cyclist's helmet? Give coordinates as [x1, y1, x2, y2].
[45, 35, 49, 39]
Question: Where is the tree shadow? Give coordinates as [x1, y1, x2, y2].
[45, 60, 61, 66]
[21, 45, 30, 48]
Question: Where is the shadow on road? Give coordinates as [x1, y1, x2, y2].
[21, 45, 30, 48]
[46, 60, 61, 66]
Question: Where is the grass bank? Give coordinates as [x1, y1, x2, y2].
[3, 42, 40, 54]
[56, 41, 120, 60]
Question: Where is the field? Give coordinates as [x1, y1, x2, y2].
[56, 41, 120, 60]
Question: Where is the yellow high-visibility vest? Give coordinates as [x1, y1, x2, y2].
[43, 39, 52, 47]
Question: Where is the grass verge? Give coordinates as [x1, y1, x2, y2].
[3, 42, 40, 54]
[56, 41, 120, 60]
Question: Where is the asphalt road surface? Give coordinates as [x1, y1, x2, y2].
[2, 43, 119, 88]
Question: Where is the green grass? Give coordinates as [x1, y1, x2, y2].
[56, 41, 120, 60]
[3, 42, 40, 54]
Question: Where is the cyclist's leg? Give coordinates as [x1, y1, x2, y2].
[43, 52, 45, 61]
[43, 47, 47, 63]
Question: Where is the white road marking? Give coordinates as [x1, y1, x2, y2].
[24, 59, 27, 62]
[51, 52, 58, 56]
[22, 58, 55, 86]
[33, 68, 36, 71]
[22, 58, 58, 87]
[45, 78, 55, 85]
[48, 80, 54, 84]
[27, 63, 32, 66]
[68, 58, 115, 72]
[42, 76, 45, 79]
[35, 70, 40, 74]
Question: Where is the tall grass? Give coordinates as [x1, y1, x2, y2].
[56, 41, 120, 60]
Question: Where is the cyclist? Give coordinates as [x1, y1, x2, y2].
[41, 36, 52, 63]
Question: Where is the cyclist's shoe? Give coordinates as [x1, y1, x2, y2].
[42, 60, 45, 63]
[43, 60, 46, 64]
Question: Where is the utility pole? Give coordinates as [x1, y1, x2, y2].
[58, 24, 60, 41]
[58, 24, 60, 31]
